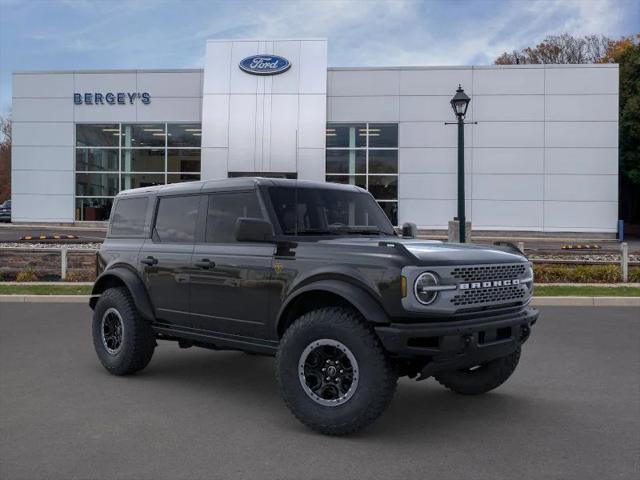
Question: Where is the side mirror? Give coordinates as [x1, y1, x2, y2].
[402, 222, 417, 239]
[235, 217, 275, 243]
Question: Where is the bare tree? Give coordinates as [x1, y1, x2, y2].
[0, 115, 11, 202]
[495, 34, 611, 64]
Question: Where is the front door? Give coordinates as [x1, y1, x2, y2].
[189, 191, 275, 339]
[140, 194, 200, 327]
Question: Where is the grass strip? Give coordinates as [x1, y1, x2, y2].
[0, 284, 93, 295]
[534, 285, 640, 297]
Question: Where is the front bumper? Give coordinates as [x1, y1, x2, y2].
[375, 307, 538, 377]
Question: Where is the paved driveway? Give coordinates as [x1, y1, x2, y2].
[1, 304, 638, 480]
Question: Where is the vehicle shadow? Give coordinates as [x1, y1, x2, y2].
[95, 345, 553, 440]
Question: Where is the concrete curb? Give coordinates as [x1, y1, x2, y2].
[0, 295, 639, 306]
[530, 297, 640, 306]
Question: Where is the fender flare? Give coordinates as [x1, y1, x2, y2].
[90, 267, 155, 322]
[276, 279, 390, 336]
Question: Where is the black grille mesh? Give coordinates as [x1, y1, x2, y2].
[451, 285, 527, 307]
[451, 264, 527, 283]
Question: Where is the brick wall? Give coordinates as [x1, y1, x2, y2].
[0, 249, 97, 281]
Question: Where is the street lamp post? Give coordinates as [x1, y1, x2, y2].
[449, 85, 471, 243]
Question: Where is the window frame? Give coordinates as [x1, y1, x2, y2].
[199, 188, 268, 245]
[107, 196, 151, 239]
[151, 193, 202, 244]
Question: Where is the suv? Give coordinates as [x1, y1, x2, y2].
[90, 178, 538, 435]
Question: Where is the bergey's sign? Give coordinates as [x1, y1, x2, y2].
[74, 92, 151, 105]
[239, 55, 291, 75]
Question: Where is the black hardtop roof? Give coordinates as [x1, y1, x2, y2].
[116, 177, 367, 198]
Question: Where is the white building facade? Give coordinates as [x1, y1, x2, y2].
[11, 39, 619, 232]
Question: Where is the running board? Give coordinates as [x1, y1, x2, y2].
[152, 324, 279, 355]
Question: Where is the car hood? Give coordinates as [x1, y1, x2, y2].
[318, 237, 526, 265]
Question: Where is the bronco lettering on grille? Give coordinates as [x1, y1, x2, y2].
[459, 279, 520, 290]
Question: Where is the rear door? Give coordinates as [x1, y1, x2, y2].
[189, 190, 275, 339]
[140, 194, 200, 327]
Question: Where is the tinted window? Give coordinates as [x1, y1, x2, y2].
[121, 124, 166, 147]
[206, 192, 263, 243]
[325, 123, 366, 148]
[110, 197, 148, 236]
[368, 123, 398, 148]
[76, 124, 120, 147]
[154, 195, 199, 243]
[268, 187, 395, 236]
[168, 124, 201, 147]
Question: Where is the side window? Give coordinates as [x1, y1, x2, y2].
[110, 197, 148, 237]
[154, 195, 199, 243]
[205, 191, 263, 243]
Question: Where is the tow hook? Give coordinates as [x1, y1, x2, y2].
[463, 334, 473, 351]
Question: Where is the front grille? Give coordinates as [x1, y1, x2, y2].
[451, 284, 527, 307]
[451, 264, 527, 283]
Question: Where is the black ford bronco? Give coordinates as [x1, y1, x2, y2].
[90, 177, 538, 435]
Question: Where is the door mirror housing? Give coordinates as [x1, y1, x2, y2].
[402, 222, 417, 239]
[235, 217, 275, 243]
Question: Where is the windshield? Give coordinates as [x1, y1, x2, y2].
[267, 186, 395, 236]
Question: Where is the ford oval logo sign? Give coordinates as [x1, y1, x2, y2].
[239, 55, 291, 75]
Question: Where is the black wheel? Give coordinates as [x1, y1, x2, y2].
[434, 348, 521, 395]
[276, 307, 397, 436]
[92, 287, 155, 376]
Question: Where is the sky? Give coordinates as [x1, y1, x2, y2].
[0, 0, 638, 115]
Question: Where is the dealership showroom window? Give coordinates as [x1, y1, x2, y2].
[75, 122, 399, 225]
[75, 124, 202, 221]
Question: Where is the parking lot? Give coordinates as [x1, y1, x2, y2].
[1, 303, 638, 480]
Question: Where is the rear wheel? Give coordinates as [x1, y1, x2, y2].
[434, 348, 521, 395]
[276, 307, 397, 436]
[92, 287, 155, 375]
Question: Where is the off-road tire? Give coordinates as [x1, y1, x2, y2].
[276, 307, 397, 436]
[434, 348, 521, 395]
[92, 287, 155, 375]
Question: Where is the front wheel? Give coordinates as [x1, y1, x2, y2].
[434, 348, 521, 395]
[276, 307, 397, 436]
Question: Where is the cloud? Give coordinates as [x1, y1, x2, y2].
[0, 0, 637, 114]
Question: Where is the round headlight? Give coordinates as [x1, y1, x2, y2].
[414, 272, 439, 305]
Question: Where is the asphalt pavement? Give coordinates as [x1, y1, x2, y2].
[1, 303, 638, 480]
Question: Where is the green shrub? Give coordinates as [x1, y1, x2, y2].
[16, 268, 39, 282]
[628, 266, 640, 283]
[64, 271, 94, 282]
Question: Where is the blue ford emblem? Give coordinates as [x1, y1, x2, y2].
[239, 55, 291, 75]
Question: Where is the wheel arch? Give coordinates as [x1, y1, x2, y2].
[90, 266, 155, 322]
[276, 280, 389, 338]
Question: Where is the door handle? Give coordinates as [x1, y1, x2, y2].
[194, 258, 215, 269]
[141, 256, 158, 266]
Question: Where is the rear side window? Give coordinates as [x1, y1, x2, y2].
[110, 197, 148, 237]
[154, 195, 199, 243]
[205, 191, 263, 243]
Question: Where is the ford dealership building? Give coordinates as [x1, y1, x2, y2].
[11, 39, 619, 232]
